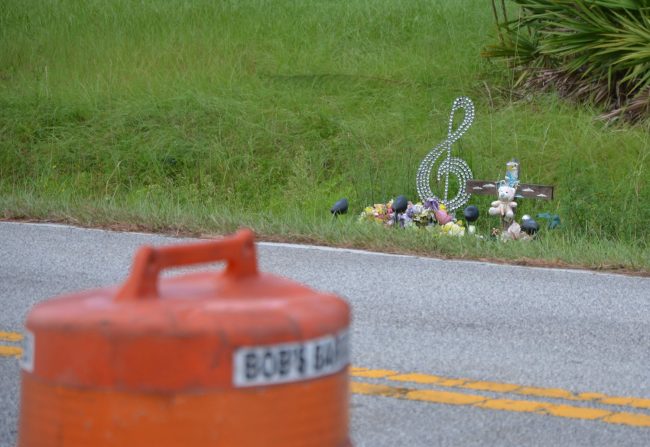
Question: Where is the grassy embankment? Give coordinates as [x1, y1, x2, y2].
[1, 0, 648, 272]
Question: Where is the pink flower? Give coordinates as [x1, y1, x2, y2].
[434, 210, 452, 225]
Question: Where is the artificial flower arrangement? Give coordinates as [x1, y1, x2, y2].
[359, 197, 466, 237]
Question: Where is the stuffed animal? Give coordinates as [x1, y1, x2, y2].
[489, 183, 517, 220]
[502, 221, 531, 241]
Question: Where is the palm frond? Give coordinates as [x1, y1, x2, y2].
[484, 0, 650, 122]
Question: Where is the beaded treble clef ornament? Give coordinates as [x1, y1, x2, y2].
[416, 97, 474, 212]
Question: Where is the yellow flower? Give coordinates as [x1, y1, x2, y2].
[441, 222, 465, 236]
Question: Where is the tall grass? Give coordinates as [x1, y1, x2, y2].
[0, 0, 648, 271]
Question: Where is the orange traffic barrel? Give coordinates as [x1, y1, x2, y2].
[17, 229, 351, 447]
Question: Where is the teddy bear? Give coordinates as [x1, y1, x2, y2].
[488, 182, 517, 220]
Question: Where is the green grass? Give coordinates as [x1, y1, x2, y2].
[1, 0, 648, 273]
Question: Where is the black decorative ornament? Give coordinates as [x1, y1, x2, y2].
[463, 205, 479, 223]
[330, 198, 349, 216]
[521, 218, 540, 235]
[392, 195, 408, 214]
[392, 195, 408, 227]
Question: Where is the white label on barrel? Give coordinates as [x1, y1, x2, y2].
[19, 330, 34, 373]
[233, 328, 350, 387]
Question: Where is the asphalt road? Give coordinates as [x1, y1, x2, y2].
[1, 222, 649, 446]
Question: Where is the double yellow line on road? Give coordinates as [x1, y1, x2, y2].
[2, 330, 650, 428]
[0, 331, 22, 358]
[350, 367, 650, 428]
[350, 367, 650, 410]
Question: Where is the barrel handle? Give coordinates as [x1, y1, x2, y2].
[116, 229, 258, 301]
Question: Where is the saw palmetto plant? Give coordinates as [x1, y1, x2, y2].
[484, 0, 650, 123]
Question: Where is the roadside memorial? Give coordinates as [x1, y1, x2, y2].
[356, 97, 557, 241]
[358, 97, 474, 237]
[358, 196, 465, 236]
[467, 159, 555, 240]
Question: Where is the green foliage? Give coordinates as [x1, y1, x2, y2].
[485, 0, 650, 122]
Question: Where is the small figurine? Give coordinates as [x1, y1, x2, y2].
[488, 182, 517, 220]
[505, 159, 519, 188]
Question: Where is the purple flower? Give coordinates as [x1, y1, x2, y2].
[398, 213, 412, 228]
[424, 198, 439, 211]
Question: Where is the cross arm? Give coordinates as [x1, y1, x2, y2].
[466, 180, 554, 200]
